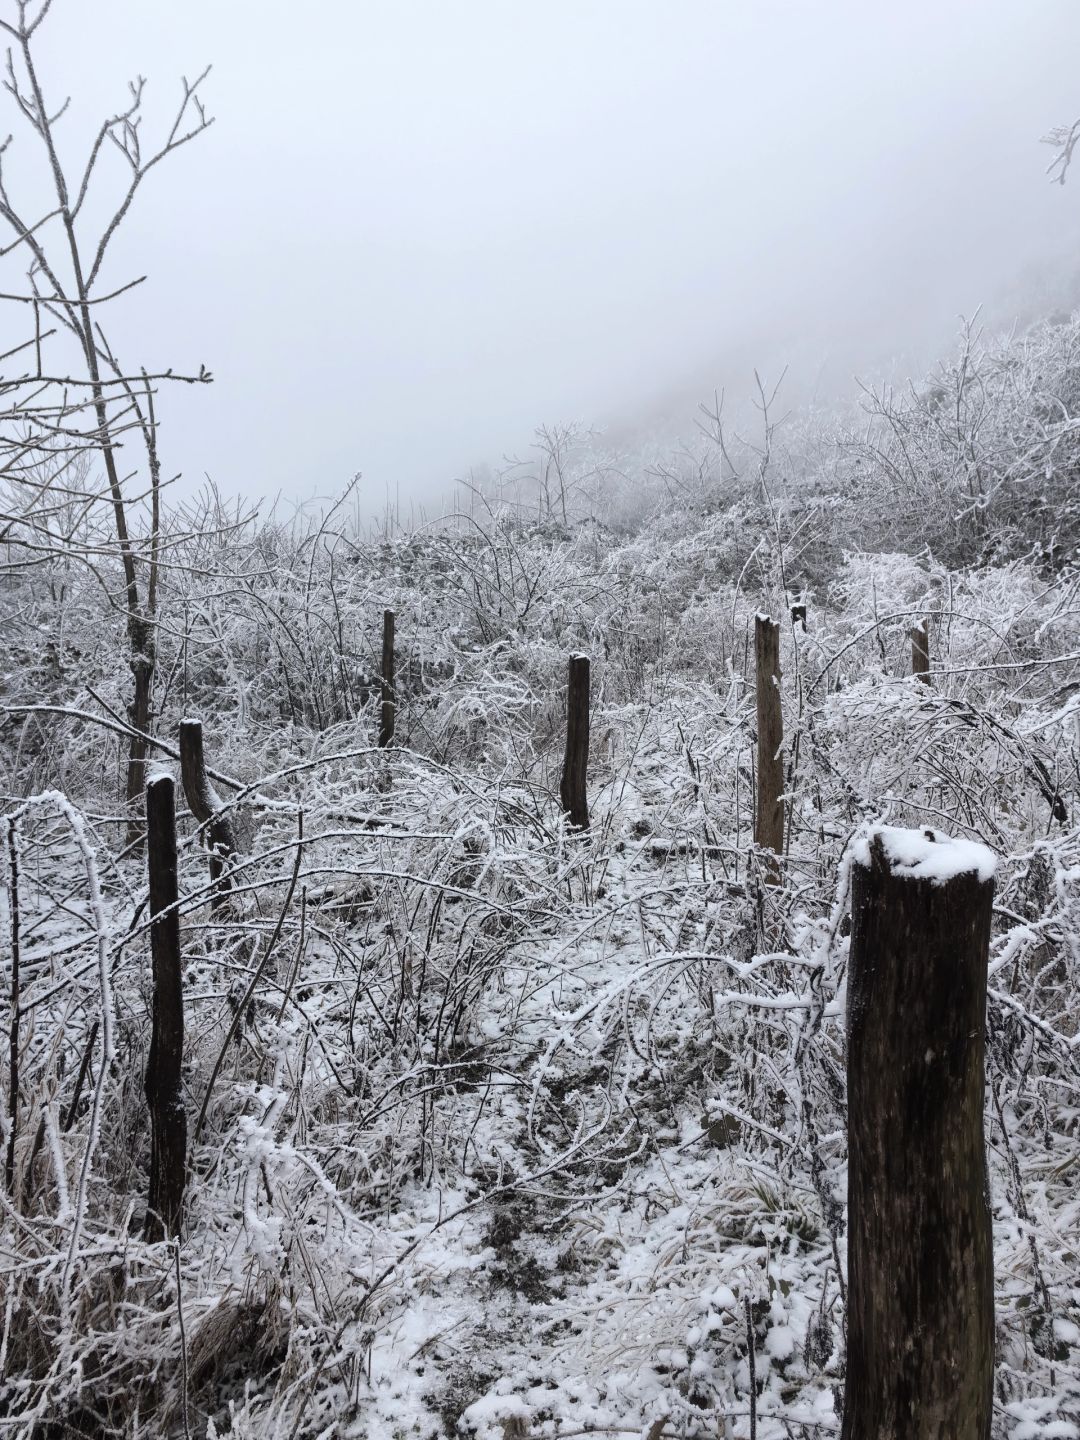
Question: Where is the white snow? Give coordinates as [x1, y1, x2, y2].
[764, 1324, 795, 1361]
[851, 824, 997, 885]
[461, 1390, 531, 1440]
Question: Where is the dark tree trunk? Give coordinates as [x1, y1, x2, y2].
[560, 653, 590, 831]
[178, 719, 237, 906]
[842, 827, 995, 1440]
[754, 614, 784, 863]
[144, 773, 187, 1241]
[379, 608, 396, 748]
[125, 616, 155, 844]
[911, 620, 932, 685]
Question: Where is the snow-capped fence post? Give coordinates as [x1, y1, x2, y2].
[754, 614, 784, 872]
[144, 773, 187, 1241]
[841, 826, 995, 1440]
[379, 608, 396, 748]
[5, 819, 20, 1196]
[560, 653, 590, 831]
[911, 619, 931, 685]
[179, 718, 237, 908]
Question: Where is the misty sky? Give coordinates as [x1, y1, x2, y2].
[10, 1, 1080, 513]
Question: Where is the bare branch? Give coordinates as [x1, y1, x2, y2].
[1043, 119, 1080, 185]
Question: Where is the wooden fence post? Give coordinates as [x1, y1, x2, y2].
[144, 773, 187, 1241]
[560, 653, 590, 831]
[911, 620, 931, 685]
[754, 614, 784, 864]
[179, 719, 237, 905]
[5, 820, 20, 1197]
[842, 825, 995, 1440]
[379, 609, 396, 748]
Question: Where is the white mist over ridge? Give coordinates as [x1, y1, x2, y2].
[15, 0, 1080, 513]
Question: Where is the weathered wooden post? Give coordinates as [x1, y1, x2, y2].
[5, 820, 20, 1197]
[144, 773, 187, 1241]
[754, 614, 784, 867]
[179, 719, 237, 904]
[560, 653, 590, 831]
[842, 825, 995, 1440]
[379, 609, 396, 748]
[911, 619, 931, 685]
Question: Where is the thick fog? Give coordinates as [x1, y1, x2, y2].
[16, 0, 1080, 512]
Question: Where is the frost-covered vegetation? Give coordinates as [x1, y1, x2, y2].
[2, 306, 1080, 1438]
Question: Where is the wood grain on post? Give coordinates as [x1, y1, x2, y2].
[179, 719, 237, 904]
[379, 608, 396, 748]
[144, 773, 187, 1241]
[560, 653, 590, 831]
[842, 826, 995, 1440]
[754, 614, 784, 862]
[911, 620, 931, 685]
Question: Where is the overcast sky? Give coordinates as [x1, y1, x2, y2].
[9, 1, 1080, 514]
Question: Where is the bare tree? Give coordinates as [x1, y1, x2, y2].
[1043, 117, 1080, 185]
[0, 0, 212, 826]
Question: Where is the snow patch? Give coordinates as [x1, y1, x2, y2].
[765, 1324, 795, 1361]
[851, 824, 996, 885]
[461, 1390, 531, 1440]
